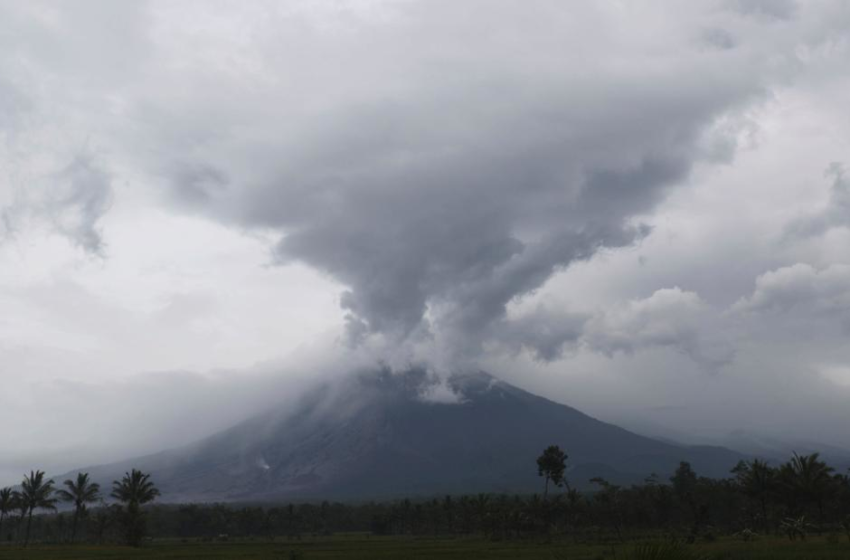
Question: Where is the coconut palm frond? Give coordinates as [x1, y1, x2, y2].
[21, 470, 57, 511]
[111, 469, 160, 506]
[59, 472, 101, 507]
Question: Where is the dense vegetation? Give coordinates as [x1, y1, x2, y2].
[1, 469, 159, 548]
[1, 448, 849, 556]
[5, 535, 850, 560]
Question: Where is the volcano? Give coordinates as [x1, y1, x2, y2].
[68, 369, 743, 502]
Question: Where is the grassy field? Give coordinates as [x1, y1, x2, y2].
[1, 535, 849, 560]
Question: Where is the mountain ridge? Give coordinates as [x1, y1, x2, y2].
[60, 369, 746, 502]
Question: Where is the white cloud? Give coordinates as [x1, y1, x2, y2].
[733, 262, 850, 316]
[586, 288, 735, 372]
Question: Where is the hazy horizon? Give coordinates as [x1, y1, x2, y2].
[3, 0, 850, 487]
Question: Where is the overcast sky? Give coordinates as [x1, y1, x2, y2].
[3, 0, 850, 485]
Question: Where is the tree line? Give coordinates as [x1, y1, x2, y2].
[2, 448, 849, 546]
[532, 446, 850, 543]
[0, 469, 159, 547]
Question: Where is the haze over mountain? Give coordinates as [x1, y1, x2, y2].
[65, 370, 744, 502]
[4, 1, 850, 485]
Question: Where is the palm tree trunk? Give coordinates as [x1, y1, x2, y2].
[543, 477, 549, 499]
[71, 509, 79, 543]
[17, 511, 25, 541]
[126, 502, 142, 547]
[24, 508, 33, 547]
[760, 497, 768, 531]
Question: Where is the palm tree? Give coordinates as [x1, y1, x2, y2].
[473, 493, 490, 533]
[778, 452, 834, 521]
[57, 472, 101, 543]
[731, 459, 775, 529]
[110, 469, 159, 546]
[11, 490, 27, 541]
[20, 470, 57, 547]
[0, 487, 12, 542]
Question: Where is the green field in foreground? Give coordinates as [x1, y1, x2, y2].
[1, 535, 850, 560]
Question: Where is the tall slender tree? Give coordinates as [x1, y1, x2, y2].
[57, 472, 101, 543]
[111, 469, 160, 546]
[20, 470, 57, 547]
[11, 491, 27, 541]
[0, 487, 12, 542]
[536, 445, 567, 499]
[671, 461, 705, 541]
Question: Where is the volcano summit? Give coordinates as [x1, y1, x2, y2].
[67, 369, 742, 502]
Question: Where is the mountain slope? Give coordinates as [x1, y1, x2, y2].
[69, 369, 744, 502]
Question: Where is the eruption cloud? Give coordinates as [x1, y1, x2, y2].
[147, 1, 769, 364]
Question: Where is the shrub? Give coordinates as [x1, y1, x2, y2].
[732, 528, 758, 542]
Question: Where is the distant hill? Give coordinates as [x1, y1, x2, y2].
[718, 429, 850, 471]
[64, 369, 744, 502]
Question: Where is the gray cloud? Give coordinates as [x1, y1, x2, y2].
[585, 288, 735, 372]
[726, 0, 798, 21]
[44, 156, 113, 256]
[492, 304, 589, 362]
[167, 161, 230, 207]
[2, 156, 113, 255]
[139, 1, 770, 359]
[0, 77, 30, 132]
[786, 163, 850, 238]
[733, 262, 850, 320]
[499, 288, 735, 370]
[491, 288, 735, 373]
[252, 97, 726, 355]
[701, 28, 738, 51]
